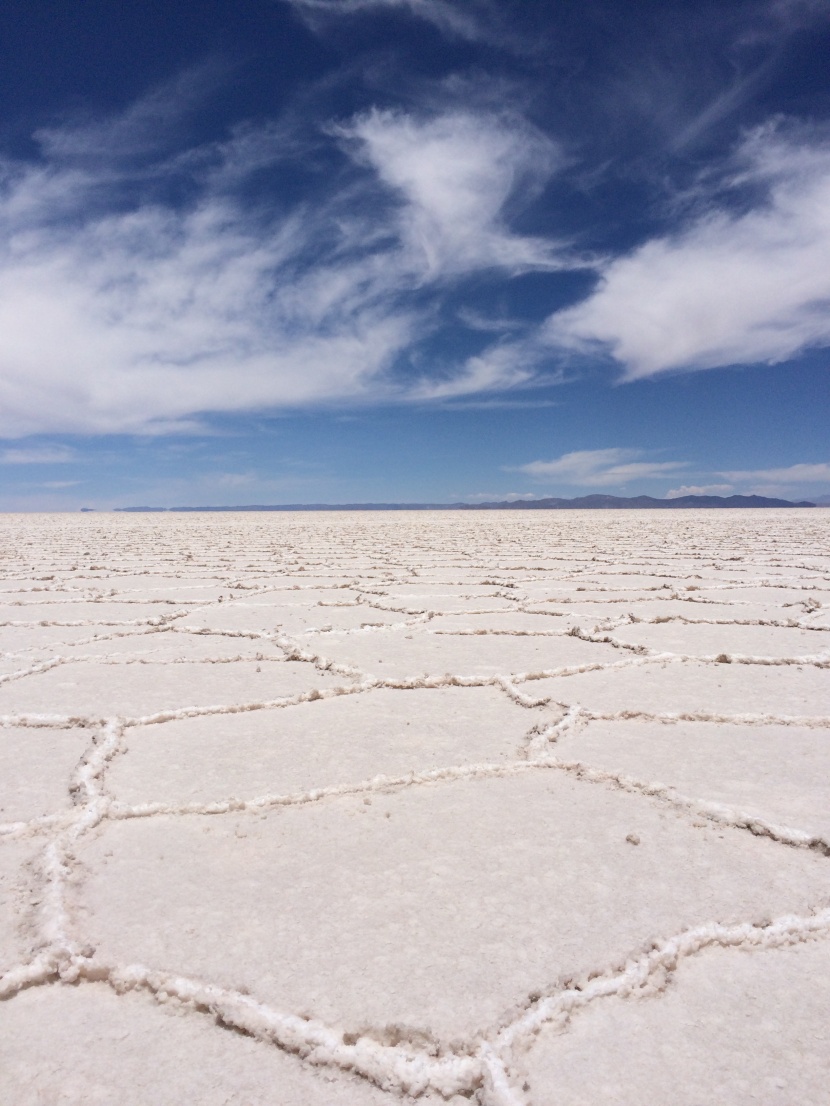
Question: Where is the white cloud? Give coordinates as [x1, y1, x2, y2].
[213, 472, 257, 488]
[0, 87, 564, 437]
[341, 109, 563, 278]
[510, 448, 687, 486]
[718, 462, 830, 483]
[464, 491, 538, 502]
[666, 483, 734, 498]
[548, 126, 830, 378]
[0, 446, 76, 464]
[282, 0, 490, 42]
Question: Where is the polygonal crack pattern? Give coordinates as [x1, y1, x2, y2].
[0, 509, 828, 1105]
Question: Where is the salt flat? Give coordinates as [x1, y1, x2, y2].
[0, 510, 828, 1105]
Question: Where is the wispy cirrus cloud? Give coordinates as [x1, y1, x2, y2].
[0, 80, 569, 438]
[281, 0, 494, 43]
[509, 448, 688, 486]
[718, 462, 830, 484]
[0, 446, 76, 464]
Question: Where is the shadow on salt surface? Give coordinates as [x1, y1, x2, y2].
[528, 661, 828, 716]
[0, 984, 403, 1106]
[0, 727, 89, 823]
[78, 772, 825, 1041]
[0, 660, 345, 719]
[312, 626, 613, 678]
[521, 940, 830, 1106]
[107, 685, 547, 807]
[554, 720, 830, 840]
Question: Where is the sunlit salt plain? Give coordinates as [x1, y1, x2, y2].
[1, 509, 829, 1105]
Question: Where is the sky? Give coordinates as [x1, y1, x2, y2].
[0, 0, 829, 509]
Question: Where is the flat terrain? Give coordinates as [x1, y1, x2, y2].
[1, 510, 828, 1105]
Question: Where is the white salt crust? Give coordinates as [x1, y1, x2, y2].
[0, 508, 828, 1105]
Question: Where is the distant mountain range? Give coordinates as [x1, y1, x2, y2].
[112, 493, 817, 511]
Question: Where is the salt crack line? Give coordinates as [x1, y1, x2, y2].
[524, 705, 583, 757]
[125, 680, 374, 728]
[5, 907, 828, 1105]
[36, 720, 126, 952]
[579, 707, 830, 729]
[108, 761, 551, 822]
[540, 756, 830, 856]
[0, 953, 59, 1000]
[109, 745, 830, 858]
[0, 811, 70, 841]
[494, 906, 830, 1059]
[102, 961, 482, 1100]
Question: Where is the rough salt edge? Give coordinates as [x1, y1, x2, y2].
[2, 908, 828, 1105]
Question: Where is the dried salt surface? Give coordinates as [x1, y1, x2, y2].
[520, 941, 830, 1105]
[530, 661, 828, 716]
[57, 629, 287, 661]
[0, 658, 344, 717]
[310, 625, 614, 679]
[610, 620, 826, 656]
[0, 842, 37, 968]
[0, 509, 828, 1105]
[0, 984, 403, 1106]
[554, 720, 830, 840]
[0, 727, 89, 822]
[79, 772, 825, 1041]
[108, 685, 538, 807]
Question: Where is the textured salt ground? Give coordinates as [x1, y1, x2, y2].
[610, 620, 827, 656]
[56, 629, 288, 661]
[299, 626, 613, 678]
[279, 607, 414, 636]
[530, 661, 827, 715]
[0, 841, 37, 967]
[0, 659, 344, 717]
[1, 509, 829, 1105]
[420, 611, 572, 634]
[177, 599, 367, 634]
[0, 624, 160, 654]
[357, 594, 524, 615]
[535, 598, 789, 622]
[78, 772, 825, 1041]
[0, 602, 195, 623]
[553, 720, 830, 839]
[107, 685, 540, 807]
[0, 984, 415, 1106]
[0, 726, 89, 822]
[521, 940, 830, 1106]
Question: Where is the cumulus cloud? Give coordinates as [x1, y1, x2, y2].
[0, 85, 566, 438]
[509, 448, 688, 486]
[464, 490, 538, 502]
[548, 125, 830, 378]
[666, 483, 735, 498]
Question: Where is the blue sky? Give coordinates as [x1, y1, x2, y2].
[1, 0, 828, 508]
